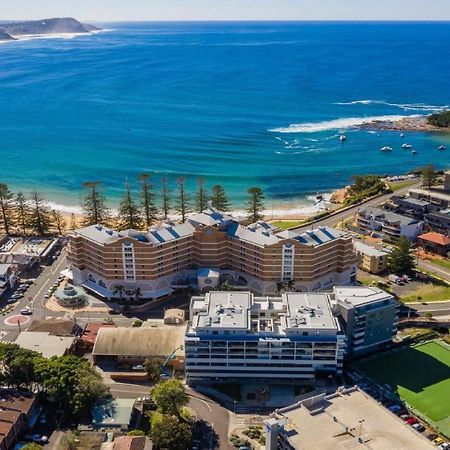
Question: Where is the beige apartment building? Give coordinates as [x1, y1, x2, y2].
[67, 208, 357, 299]
[353, 241, 389, 274]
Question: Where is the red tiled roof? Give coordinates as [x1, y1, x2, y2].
[114, 436, 147, 450]
[0, 391, 35, 415]
[419, 232, 450, 246]
[81, 322, 117, 344]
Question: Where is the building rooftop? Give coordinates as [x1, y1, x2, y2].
[278, 388, 433, 449]
[92, 325, 185, 358]
[81, 322, 117, 345]
[393, 195, 430, 207]
[410, 188, 450, 202]
[190, 291, 340, 334]
[187, 208, 234, 227]
[92, 398, 135, 430]
[284, 293, 338, 331]
[277, 226, 348, 246]
[14, 331, 75, 358]
[358, 206, 419, 226]
[353, 241, 389, 257]
[334, 286, 394, 308]
[0, 390, 35, 415]
[418, 232, 450, 246]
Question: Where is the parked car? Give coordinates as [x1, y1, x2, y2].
[388, 405, 402, 413]
[400, 414, 410, 420]
[108, 309, 121, 315]
[7, 298, 18, 304]
[44, 293, 51, 299]
[132, 365, 145, 371]
[25, 435, 48, 444]
[433, 438, 445, 446]
[11, 293, 24, 299]
[406, 417, 418, 425]
[20, 308, 32, 315]
[412, 423, 425, 432]
[402, 275, 412, 282]
[437, 443, 450, 450]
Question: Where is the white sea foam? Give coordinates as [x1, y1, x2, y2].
[269, 114, 416, 134]
[335, 99, 448, 112]
[2, 29, 112, 44]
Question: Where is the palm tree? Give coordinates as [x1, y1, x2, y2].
[286, 279, 296, 292]
[113, 285, 125, 301]
[133, 287, 142, 302]
[276, 281, 286, 294]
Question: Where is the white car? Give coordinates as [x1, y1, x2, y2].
[20, 308, 32, 315]
[438, 444, 450, 450]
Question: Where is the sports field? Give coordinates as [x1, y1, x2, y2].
[353, 341, 450, 437]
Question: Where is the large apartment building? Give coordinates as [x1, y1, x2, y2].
[185, 291, 346, 383]
[185, 287, 399, 383]
[67, 208, 357, 299]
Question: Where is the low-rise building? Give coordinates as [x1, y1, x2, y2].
[356, 207, 423, 242]
[424, 211, 450, 234]
[418, 232, 450, 256]
[14, 331, 76, 358]
[0, 390, 39, 450]
[353, 241, 389, 274]
[185, 291, 346, 384]
[92, 324, 185, 370]
[91, 398, 138, 432]
[264, 387, 433, 450]
[333, 286, 399, 357]
[386, 195, 431, 218]
[410, 187, 450, 210]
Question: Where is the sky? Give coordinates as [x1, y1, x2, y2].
[3, 0, 450, 22]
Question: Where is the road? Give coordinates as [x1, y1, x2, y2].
[292, 182, 418, 232]
[417, 259, 450, 282]
[403, 301, 450, 317]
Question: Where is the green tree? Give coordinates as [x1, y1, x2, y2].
[388, 236, 415, 275]
[0, 343, 39, 389]
[175, 177, 190, 223]
[81, 181, 110, 226]
[246, 187, 265, 223]
[127, 430, 145, 437]
[161, 177, 170, 220]
[0, 183, 15, 235]
[151, 379, 189, 417]
[21, 444, 43, 450]
[29, 191, 52, 235]
[150, 413, 192, 450]
[117, 180, 142, 230]
[52, 209, 66, 235]
[15, 192, 30, 235]
[195, 178, 209, 212]
[428, 110, 450, 128]
[138, 173, 159, 227]
[421, 164, 438, 189]
[69, 213, 78, 231]
[210, 185, 231, 211]
[144, 357, 164, 381]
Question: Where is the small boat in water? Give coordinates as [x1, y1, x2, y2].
[381, 146, 393, 152]
[438, 145, 447, 150]
[412, 150, 417, 155]
[400, 133, 405, 138]
[340, 135, 347, 142]
[402, 143, 412, 149]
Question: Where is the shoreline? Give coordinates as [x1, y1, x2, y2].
[358, 115, 450, 133]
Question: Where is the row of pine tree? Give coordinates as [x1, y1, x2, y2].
[0, 175, 265, 235]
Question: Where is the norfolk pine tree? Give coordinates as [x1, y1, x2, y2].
[388, 236, 415, 275]
[210, 185, 231, 211]
[0, 183, 15, 235]
[15, 192, 30, 235]
[81, 181, 110, 226]
[246, 187, 265, 223]
[161, 177, 170, 220]
[138, 173, 158, 227]
[29, 191, 52, 235]
[175, 177, 190, 222]
[195, 177, 209, 212]
[117, 180, 142, 230]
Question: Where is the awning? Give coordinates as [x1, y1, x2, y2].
[82, 280, 111, 298]
[60, 268, 73, 280]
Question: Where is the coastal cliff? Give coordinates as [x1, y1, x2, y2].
[0, 17, 101, 38]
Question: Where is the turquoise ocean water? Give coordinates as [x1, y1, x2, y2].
[0, 21, 449, 212]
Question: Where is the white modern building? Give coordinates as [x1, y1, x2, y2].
[185, 291, 346, 383]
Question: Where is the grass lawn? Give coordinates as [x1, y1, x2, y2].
[270, 220, 305, 230]
[388, 180, 418, 192]
[429, 258, 450, 271]
[353, 341, 450, 436]
[401, 284, 450, 302]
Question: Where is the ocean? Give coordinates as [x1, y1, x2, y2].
[1, 21, 449, 214]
